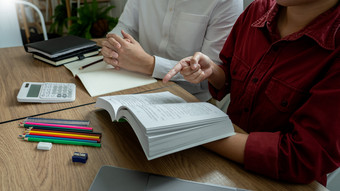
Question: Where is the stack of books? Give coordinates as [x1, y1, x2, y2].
[25, 35, 100, 66]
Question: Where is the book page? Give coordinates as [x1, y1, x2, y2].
[96, 92, 187, 121]
[119, 102, 227, 130]
[117, 102, 234, 160]
[64, 56, 157, 97]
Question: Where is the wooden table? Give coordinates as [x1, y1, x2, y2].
[0, 86, 327, 191]
[0, 46, 328, 190]
[0, 46, 167, 123]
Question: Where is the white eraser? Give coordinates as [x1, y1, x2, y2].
[37, 142, 52, 150]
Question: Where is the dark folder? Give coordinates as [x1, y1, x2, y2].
[32, 46, 100, 66]
[25, 35, 97, 58]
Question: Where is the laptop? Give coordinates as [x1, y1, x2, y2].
[88, 165, 248, 191]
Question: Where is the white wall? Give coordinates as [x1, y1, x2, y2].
[0, 2, 23, 48]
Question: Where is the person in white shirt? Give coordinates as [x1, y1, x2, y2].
[101, 0, 242, 101]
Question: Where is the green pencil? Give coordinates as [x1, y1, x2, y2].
[24, 137, 101, 147]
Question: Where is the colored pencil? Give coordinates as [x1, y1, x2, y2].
[25, 132, 101, 142]
[20, 135, 98, 143]
[24, 137, 101, 147]
[24, 117, 90, 127]
[22, 122, 93, 131]
[23, 125, 94, 133]
[26, 127, 102, 136]
[25, 130, 100, 139]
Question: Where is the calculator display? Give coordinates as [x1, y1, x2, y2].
[27, 84, 41, 97]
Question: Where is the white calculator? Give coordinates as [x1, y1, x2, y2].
[17, 82, 76, 103]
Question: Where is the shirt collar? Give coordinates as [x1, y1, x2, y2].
[251, 3, 339, 50]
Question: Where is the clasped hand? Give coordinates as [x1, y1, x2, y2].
[101, 30, 155, 75]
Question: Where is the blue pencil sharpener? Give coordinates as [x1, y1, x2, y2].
[72, 152, 88, 163]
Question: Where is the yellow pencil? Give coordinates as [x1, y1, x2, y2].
[26, 130, 100, 139]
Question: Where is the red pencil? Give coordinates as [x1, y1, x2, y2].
[25, 129, 101, 142]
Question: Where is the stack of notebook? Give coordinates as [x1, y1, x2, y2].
[25, 35, 100, 66]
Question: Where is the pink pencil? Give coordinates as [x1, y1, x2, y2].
[22, 122, 93, 131]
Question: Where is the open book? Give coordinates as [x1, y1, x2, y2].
[64, 56, 157, 97]
[95, 91, 235, 160]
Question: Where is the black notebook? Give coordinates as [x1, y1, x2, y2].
[33, 46, 100, 66]
[89, 166, 248, 191]
[25, 35, 97, 58]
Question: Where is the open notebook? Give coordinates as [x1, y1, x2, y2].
[64, 56, 157, 97]
[89, 166, 248, 191]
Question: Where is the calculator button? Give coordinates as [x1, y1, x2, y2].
[37, 83, 75, 102]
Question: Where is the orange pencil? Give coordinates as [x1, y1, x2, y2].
[25, 132, 101, 142]
[25, 130, 100, 139]
[26, 127, 102, 137]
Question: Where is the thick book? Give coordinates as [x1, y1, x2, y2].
[33, 46, 100, 66]
[25, 35, 97, 58]
[95, 91, 235, 160]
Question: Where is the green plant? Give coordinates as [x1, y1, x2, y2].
[68, 0, 118, 39]
[49, 0, 69, 35]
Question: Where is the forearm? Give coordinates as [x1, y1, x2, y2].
[208, 61, 226, 90]
[140, 54, 155, 75]
[203, 132, 248, 164]
[204, 123, 248, 163]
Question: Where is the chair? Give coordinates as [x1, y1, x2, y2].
[0, 0, 47, 48]
[16, 0, 48, 43]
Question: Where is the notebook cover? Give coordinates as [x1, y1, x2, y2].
[25, 35, 97, 58]
[33, 46, 100, 62]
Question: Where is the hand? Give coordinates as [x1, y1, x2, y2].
[101, 33, 123, 70]
[163, 52, 214, 84]
[101, 30, 155, 75]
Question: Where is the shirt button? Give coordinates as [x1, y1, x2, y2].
[169, 7, 173, 11]
[252, 78, 258, 83]
[272, 46, 279, 52]
[281, 100, 288, 107]
[232, 70, 237, 75]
